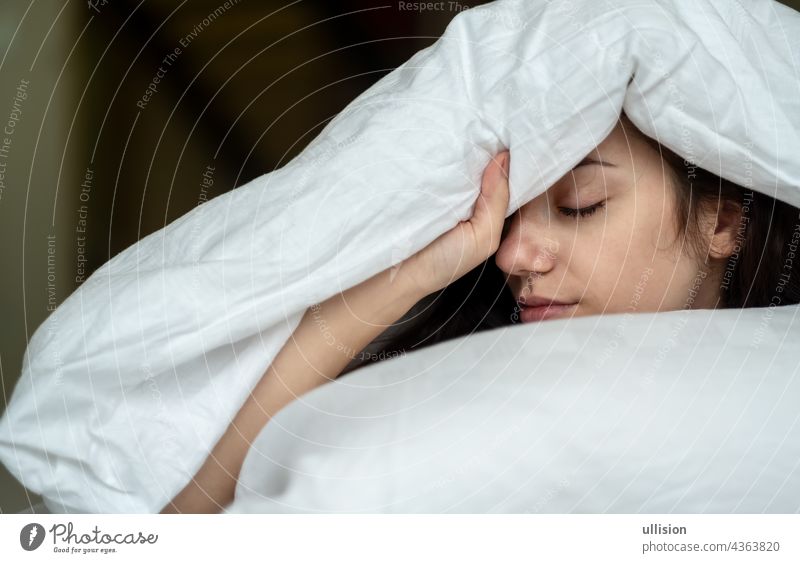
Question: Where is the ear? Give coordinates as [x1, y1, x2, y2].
[708, 200, 743, 259]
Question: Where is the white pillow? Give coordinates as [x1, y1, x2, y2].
[1, 0, 799, 513]
[227, 303, 800, 513]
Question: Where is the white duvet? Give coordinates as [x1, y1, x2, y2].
[226, 304, 800, 513]
[1, 0, 799, 513]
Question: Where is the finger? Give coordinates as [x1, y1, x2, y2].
[471, 151, 508, 223]
[470, 150, 510, 252]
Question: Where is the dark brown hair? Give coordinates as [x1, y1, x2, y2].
[341, 116, 800, 375]
[639, 130, 800, 309]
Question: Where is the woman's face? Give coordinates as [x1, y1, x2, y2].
[495, 119, 721, 323]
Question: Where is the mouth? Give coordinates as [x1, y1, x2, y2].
[516, 298, 578, 323]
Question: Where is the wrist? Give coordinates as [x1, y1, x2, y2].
[379, 262, 434, 306]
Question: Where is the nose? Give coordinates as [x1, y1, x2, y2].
[495, 202, 559, 280]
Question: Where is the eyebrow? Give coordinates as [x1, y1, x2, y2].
[573, 156, 616, 168]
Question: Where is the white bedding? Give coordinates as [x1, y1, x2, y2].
[227, 304, 800, 513]
[0, 0, 799, 513]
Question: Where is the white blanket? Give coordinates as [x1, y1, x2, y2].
[226, 304, 800, 513]
[1, 0, 799, 513]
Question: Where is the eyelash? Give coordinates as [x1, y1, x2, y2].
[557, 200, 606, 219]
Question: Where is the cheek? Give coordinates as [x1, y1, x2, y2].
[576, 199, 659, 309]
[600, 196, 684, 312]
[578, 235, 627, 306]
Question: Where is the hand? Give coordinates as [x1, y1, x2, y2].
[395, 150, 510, 297]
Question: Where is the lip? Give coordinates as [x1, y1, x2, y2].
[516, 296, 578, 323]
[517, 295, 574, 308]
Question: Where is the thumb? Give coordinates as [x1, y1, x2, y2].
[471, 151, 511, 248]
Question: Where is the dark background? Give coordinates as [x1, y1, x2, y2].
[1, 0, 797, 513]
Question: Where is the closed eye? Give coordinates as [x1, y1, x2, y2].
[557, 200, 606, 219]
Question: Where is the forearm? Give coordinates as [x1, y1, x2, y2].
[160, 266, 424, 513]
